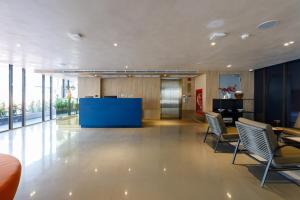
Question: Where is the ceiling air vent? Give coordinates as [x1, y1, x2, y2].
[209, 32, 227, 41]
[257, 20, 279, 30]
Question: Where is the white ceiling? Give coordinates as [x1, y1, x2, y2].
[1, 0, 300, 71]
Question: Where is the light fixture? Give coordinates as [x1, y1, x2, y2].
[125, 65, 128, 69]
[209, 32, 227, 41]
[289, 41, 295, 44]
[226, 64, 232, 68]
[128, 168, 131, 172]
[124, 190, 128, 196]
[226, 192, 232, 199]
[257, 20, 279, 30]
[163, 74, 167, 77]
[163, 167, 167, 172]
[284, 41, 295, 47]
[16, 43, 21, 47]
[240, 33, 250, 40]
[210, 42, 216, 46]
[69, 192, 73, 196]
[249, 69, 254, 72]
[94, 168, 98, 173]
[113, 43, 118, 47]
[67, 33, 83, 41]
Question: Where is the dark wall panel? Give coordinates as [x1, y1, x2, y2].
[254, 58, 300, 127]
[254, 69, 265, 122]
[287, 60, 300, 126]
[265, 64, 284, 126]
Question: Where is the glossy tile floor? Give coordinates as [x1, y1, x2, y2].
[0, 117, 300, 200]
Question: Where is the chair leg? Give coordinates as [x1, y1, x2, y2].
[214, 135, 221, 153]
[232, 139, 240, 164]
[203, 126, 209, 143]
[260, 158, 273, 187]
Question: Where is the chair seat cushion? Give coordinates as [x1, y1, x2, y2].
[227, 127, 237, 134]
[0, 154, 21, 200]
[222, 133, 239, 140]
[273, 146, 300, 167]
[221, 127, 239, 140]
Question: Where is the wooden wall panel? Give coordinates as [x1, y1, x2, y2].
[101, 78, 161, 119]
[78, 77, 101, 98]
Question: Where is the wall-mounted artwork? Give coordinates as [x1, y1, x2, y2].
[219, 74, 241, 99]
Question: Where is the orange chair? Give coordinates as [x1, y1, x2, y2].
[0, 154, 21, 200]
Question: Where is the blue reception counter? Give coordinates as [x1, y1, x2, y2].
[79, 98, 142, 128]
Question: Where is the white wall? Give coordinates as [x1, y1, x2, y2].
[78, 77, 101, 98]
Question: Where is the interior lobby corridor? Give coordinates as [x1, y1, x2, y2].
[1, 118, 299, 200]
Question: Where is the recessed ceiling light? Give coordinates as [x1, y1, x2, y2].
[249, 69, 254, 72]
[257, 20, 279, 30]
[226, 64, 232, 68]
[113, 43, 118, 47]
[125, 65, 128, 69]
[284, 41, 295, 47]
[16, 43, 21, 47]
[210, 42, 216, 46]
[240, 33, 250, 40]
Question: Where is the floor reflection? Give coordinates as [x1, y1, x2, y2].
[0, 118, 79, 172]
[0, 117, 300, 200]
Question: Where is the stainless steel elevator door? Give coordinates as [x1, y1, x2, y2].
[160, 79, 182, 119]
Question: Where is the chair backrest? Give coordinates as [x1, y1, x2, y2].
[205, 112, 227, 136]
[236, 118, 278, 160]
[294, 113, 300, 129]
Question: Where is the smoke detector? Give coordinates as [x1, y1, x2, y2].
[67, 33, 84, 41]
[209, 32, 227, 41]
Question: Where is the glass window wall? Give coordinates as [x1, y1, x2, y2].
[13, 66, 23, 128]
[1, 66, 78, 133]
[68, 78, 79, 115]
[52, 77, 67, 118]
[45, 76, 51, 121]
[26, 69, 42, 125]
[0, 67, 9, 132]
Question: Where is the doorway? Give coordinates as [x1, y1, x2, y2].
[160, 79, 182, 119]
